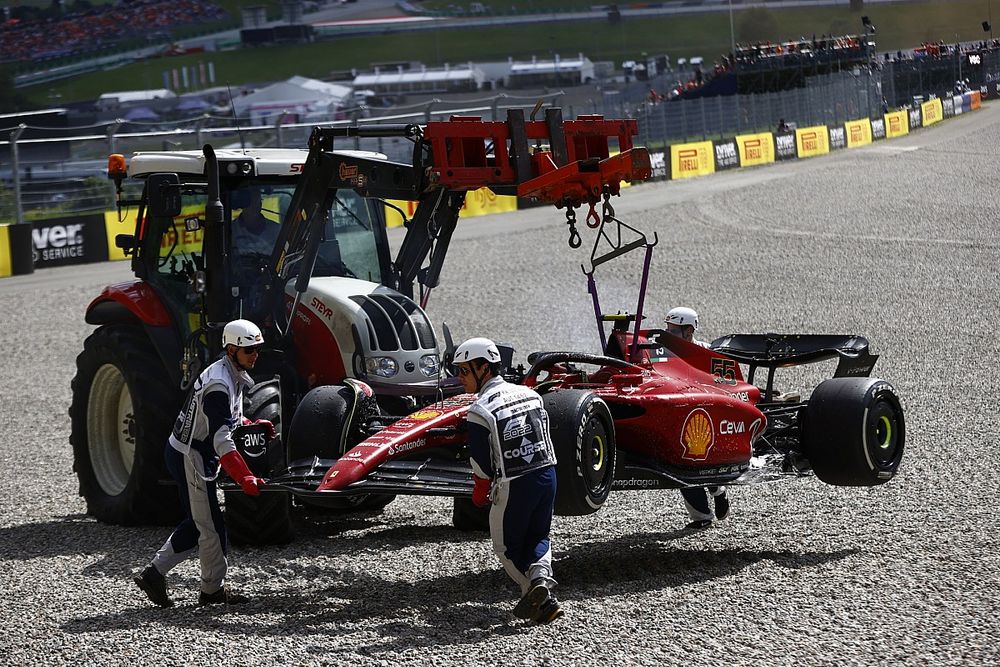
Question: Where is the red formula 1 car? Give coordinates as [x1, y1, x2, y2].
[236, 194, 905, 534]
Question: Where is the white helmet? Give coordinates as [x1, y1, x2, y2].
[223, 319, 264, 348]
[454, 337, 501, 364]
[665, 306, 699, 329]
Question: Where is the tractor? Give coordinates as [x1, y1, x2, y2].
[69, 110, 652, 544]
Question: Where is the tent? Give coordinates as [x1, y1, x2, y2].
[123, 106, 160, 121]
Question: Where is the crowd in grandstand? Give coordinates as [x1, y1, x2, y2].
[0, 0, 227, 63]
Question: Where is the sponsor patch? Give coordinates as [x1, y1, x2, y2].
[409, 409, 442, 420]
[680, 408, 715, 461]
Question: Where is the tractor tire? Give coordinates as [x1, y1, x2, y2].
[452, 497, 490, 532]
[803, 378, 905, 486]
[225, 379, 294, 546]
[542, 389, 616, 516]
[69, 325, 182, 526]
[285, 384, 395, 513]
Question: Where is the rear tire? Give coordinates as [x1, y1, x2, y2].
[225, 379, 294, 546]
[286, 384, 395, 512]
[803, 378, 905, 486]
[542, 389, 616, 516]
[69, 325, 182, 525]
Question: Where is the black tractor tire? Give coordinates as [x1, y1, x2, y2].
[225, 379, 294, 546]
[542, 389, 616, 516]
[452, 497, 490, 532]
[803, 378, 905, 486]
[69, 325, 182, 526]
[285, 384, 395, 513]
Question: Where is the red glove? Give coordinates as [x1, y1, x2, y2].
[241, 417, 277, 441]
[220, 450, 264, 497]
[472, 476, 491, 508]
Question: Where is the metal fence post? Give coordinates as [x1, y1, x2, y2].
[10, 125, 26, 226]
[106, 120, 121, 156]
[275, 112, 286, 148]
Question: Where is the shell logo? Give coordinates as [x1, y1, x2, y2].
[409, 409, 442, 421]
[680, 408, 715, 461]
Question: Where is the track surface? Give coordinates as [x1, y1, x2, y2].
[1, 107, 998, 665]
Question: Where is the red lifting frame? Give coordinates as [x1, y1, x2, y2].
[422, 114, 647, 202]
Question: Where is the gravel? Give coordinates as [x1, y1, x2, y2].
[1, 107, 999, 666]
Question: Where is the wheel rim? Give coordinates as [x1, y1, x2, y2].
[582, 417, 613, 494]
[867, 399, 901, 467]
[87, 364, 136, 496]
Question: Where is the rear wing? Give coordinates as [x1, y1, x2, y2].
[710, 333, 879, 400]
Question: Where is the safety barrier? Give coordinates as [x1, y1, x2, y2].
[0, 91, 985, 277]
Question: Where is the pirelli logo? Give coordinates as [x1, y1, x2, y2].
[889, 116, 902, 132]
[678, 149, 700, 173]
[850, 125, 863, 143]
[801, 131, 818, 152]
[744, 139, 763, 160]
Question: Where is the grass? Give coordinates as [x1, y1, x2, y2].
[22, 0, 997, 105]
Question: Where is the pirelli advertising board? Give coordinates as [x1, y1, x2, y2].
[670, 141, 715, 179]
[385, 187, 517, 227]
[845, 119, 873, 148]
[795, 126, 830, 159]
[885, 110, 909, 138]
[921, 98, 943, 126]
[735, 133, 775, 167]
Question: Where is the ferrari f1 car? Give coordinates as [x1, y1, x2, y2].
[229, 172, 905, 539]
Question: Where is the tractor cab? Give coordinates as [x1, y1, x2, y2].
[107, 147, 416, 392]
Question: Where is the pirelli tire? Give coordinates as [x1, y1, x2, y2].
[803, 377, 905, 486]
[285, 384, 394, 513]
[542, 389, 616, 516]
[225, 379, 294, 546]
[69, 325, 182, 526]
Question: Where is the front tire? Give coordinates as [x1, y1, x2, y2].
[285, 384, 395, 512]
[542, 389, 616, 516]
[803, 378, 905, 486]
[69, 325, 182, 525]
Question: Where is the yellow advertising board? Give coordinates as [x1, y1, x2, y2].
[735, 133, 775, 167]
[795, 126, 830, 158]
[669, 141, 715, 179]
[384, 187, 517, 228]
[884, 110, 909, 138]
[0, 225, 11, 277]
[845, 119, 873, 148]
[921, 98, 943, 126]
[105, 202, 207, 261]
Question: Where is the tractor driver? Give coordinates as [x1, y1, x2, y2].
[457, 337, 564, 624]
[232, 186, 281, 257]
[663, 306, 731, 530]
[231, 186, 282, 316]
[134, 319, 274, 607]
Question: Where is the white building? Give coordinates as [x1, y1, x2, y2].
[507, 54, 595, 88]
[352, 64, 485, 94]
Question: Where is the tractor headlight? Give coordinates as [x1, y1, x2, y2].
[366, 356, 398, 378]
[419, 354, 440, 378]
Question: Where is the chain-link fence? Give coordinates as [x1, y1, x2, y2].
[0, 59, 968, 225]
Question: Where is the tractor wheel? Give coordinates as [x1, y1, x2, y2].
[452, 497, 490, 532]
[285, 385, 395, 513]
[225, 379, 294, 546]
[542, 389, 616, 516]
[803, 378, 905, 486]
[69, 325, 182, 525]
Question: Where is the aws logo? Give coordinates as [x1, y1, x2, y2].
[680, 408, 715, 461]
